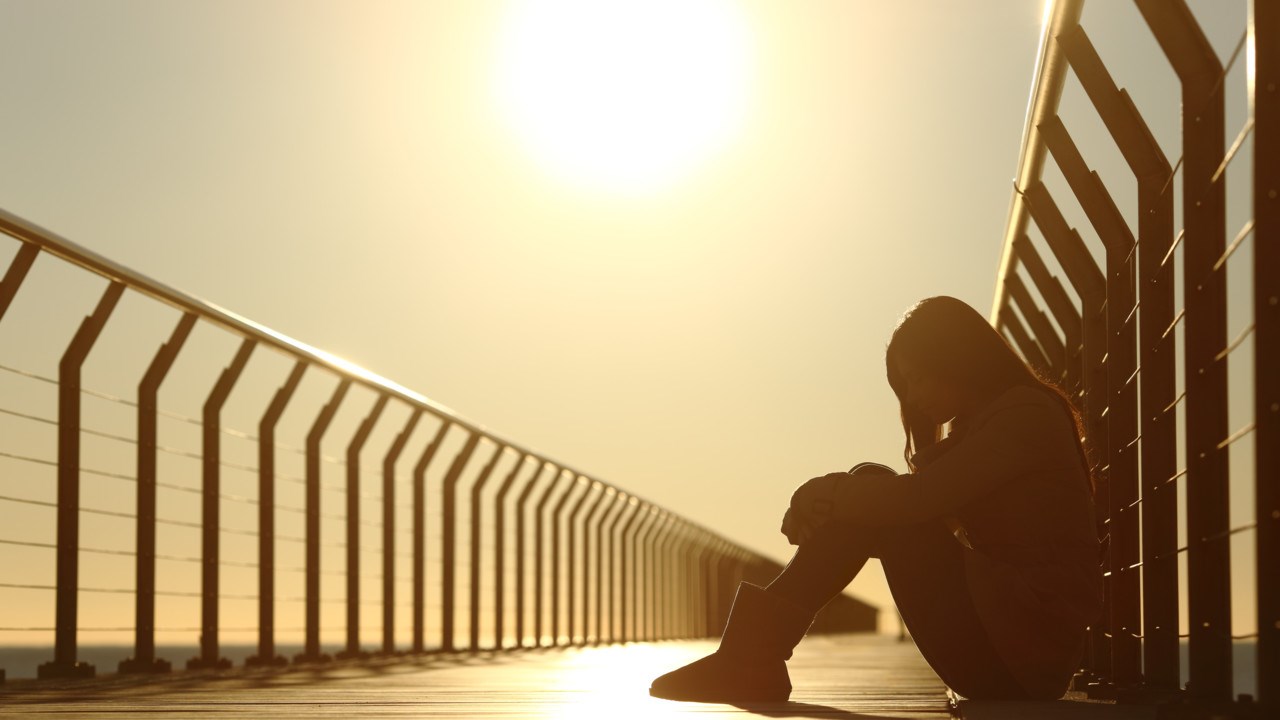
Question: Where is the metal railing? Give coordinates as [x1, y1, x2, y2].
[0, 209, 876, 680]
[991, 0, 1274, 712]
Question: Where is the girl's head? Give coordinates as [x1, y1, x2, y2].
[885, 296, 1094, 495]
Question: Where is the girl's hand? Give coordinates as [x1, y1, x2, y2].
[781, 472, 848, 545]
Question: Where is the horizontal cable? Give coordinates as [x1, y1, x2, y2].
[1217, 422, 1257, 450]
[1214, 322, 1256, 363]
[1162, 391, 1186, 415]
[1, 449, 389, 522]
[1157, 28, 1248, 197]
[0, 405, 56, 427]
[1212, 219, 1256, 274]
[1211, 117, 1255, 185]
[0, 363, 329, 462]
[1149, 522, 1257, 562]
[1160, 229, 1185, 269]
[1160, 309, 1185, 342]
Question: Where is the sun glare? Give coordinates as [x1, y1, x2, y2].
[494, 0, 752, 195]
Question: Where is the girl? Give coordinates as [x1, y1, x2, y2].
[650, 296, 1104, 703]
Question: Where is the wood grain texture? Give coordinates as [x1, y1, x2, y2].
[0, 634, 951, 718]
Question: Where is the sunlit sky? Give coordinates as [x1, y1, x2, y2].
[0, 0, 1256, 648]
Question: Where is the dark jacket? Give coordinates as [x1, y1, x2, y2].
[832, 383, 1104, 699]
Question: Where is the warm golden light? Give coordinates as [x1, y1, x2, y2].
[494, 0, 752, 195]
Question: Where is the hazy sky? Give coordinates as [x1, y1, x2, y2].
[0, 0, 1257, 654]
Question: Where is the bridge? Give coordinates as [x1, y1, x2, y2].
[0, 1, 1275, 717]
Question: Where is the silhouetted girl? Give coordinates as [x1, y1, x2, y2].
[651, 295, 1103, 703]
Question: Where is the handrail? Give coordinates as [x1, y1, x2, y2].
[0, 205, 879, 679]
[987, 0, 1275, 710]
[989, 0, 1082, 323]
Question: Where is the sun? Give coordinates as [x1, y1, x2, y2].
[493, 0, 752, 195]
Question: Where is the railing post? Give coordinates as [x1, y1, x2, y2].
[690, 529, 708, 638]
[1038, 101, 1141, 694]
[119, 312, 197, 675]
[412, 420, 450, 653]
[670, 522, 688, 639]
[600, 491, 626, 644]
[1136, 1, 1234, 702]
[1023, 181, 1112, 680]
[1005, 274, 1067, 376]
[188, 337, 256, 671]
[648, 513, 671, 641]
[39, 281, 124, 680]
[578, 482, 607, 645]
[0, 242, 37, 323]
[564, 477, 593, 646]
[1013, 235, 1085, 395]
[1045, 32, 1182, 688]
[337, 395, 388, 660]
[381, 408, 422, 655]
[1254, 0, 1280, 709]
[550, 475, 585, 646]
[441, 431, 481, 652]
[493, 453, 531, 650]
[244, 359, 306, 669]
[590, 488, 619, 644]
[514, 461, 550, 648]
[532, 466, 564, 647]
[468, 443, 506, 651]
[999, 310, 1053, 377]
[616, 497, 641, 643]
[660, 520, 678, 640]
[635, 507, 659, 642]
[295, 378, 351, 665]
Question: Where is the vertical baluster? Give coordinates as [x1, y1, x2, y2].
[294, 378, 350, 665]
[563, 477, 592, 645]
[615, 497, 641, 643]
[493, 453, 531, 649]
[1137, 2, 1233, 701]
[0, 242, 37, 322]
[591, 489, 620, 644]
[381, 408, 421, 655]
[411, 420, 450, 653]
[440, 431, 480, 651]
[532, 468, 565, 646]
[39, 281, 124, 679]
[245, 359, 306, 669]
[120, 313, 196, 674]
[578, 483, 607, 645]
[1254, 1, 1280, 709]
[468, 443, 506, 651]
[188, 338, 256, 670]
[337, 395, 387, 660]
[514, 461, 550, 648]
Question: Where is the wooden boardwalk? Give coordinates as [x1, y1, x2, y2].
[0, 634, 947, 718]
[0, 634, 1149, 718]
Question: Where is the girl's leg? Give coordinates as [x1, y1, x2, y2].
[764, 520, 876, 615]
[765, 519, 1028, 700]
[877, 521, 1028, 700]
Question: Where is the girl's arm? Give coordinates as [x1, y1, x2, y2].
[793, 392, 1076, 527]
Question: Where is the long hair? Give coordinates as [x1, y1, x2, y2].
[884, 296, 1096, 500]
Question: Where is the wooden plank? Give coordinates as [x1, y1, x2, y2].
[0, 634, 951, 718]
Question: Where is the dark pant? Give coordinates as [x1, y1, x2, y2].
[765, 518, 1031, 701]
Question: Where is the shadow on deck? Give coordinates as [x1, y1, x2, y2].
[0, 633, 1159, 719]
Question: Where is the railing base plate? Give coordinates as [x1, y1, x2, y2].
[292, 652, 332, 665]
[186, 656, 232, 671]
[36, 661, 95, 680]
[118, 657, 172, 674]
[244, 654, 289, 669]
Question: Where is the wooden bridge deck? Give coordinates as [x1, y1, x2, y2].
[0, 634, 1147, 719]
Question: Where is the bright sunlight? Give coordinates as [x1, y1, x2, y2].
[494, 0, 752, 195]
